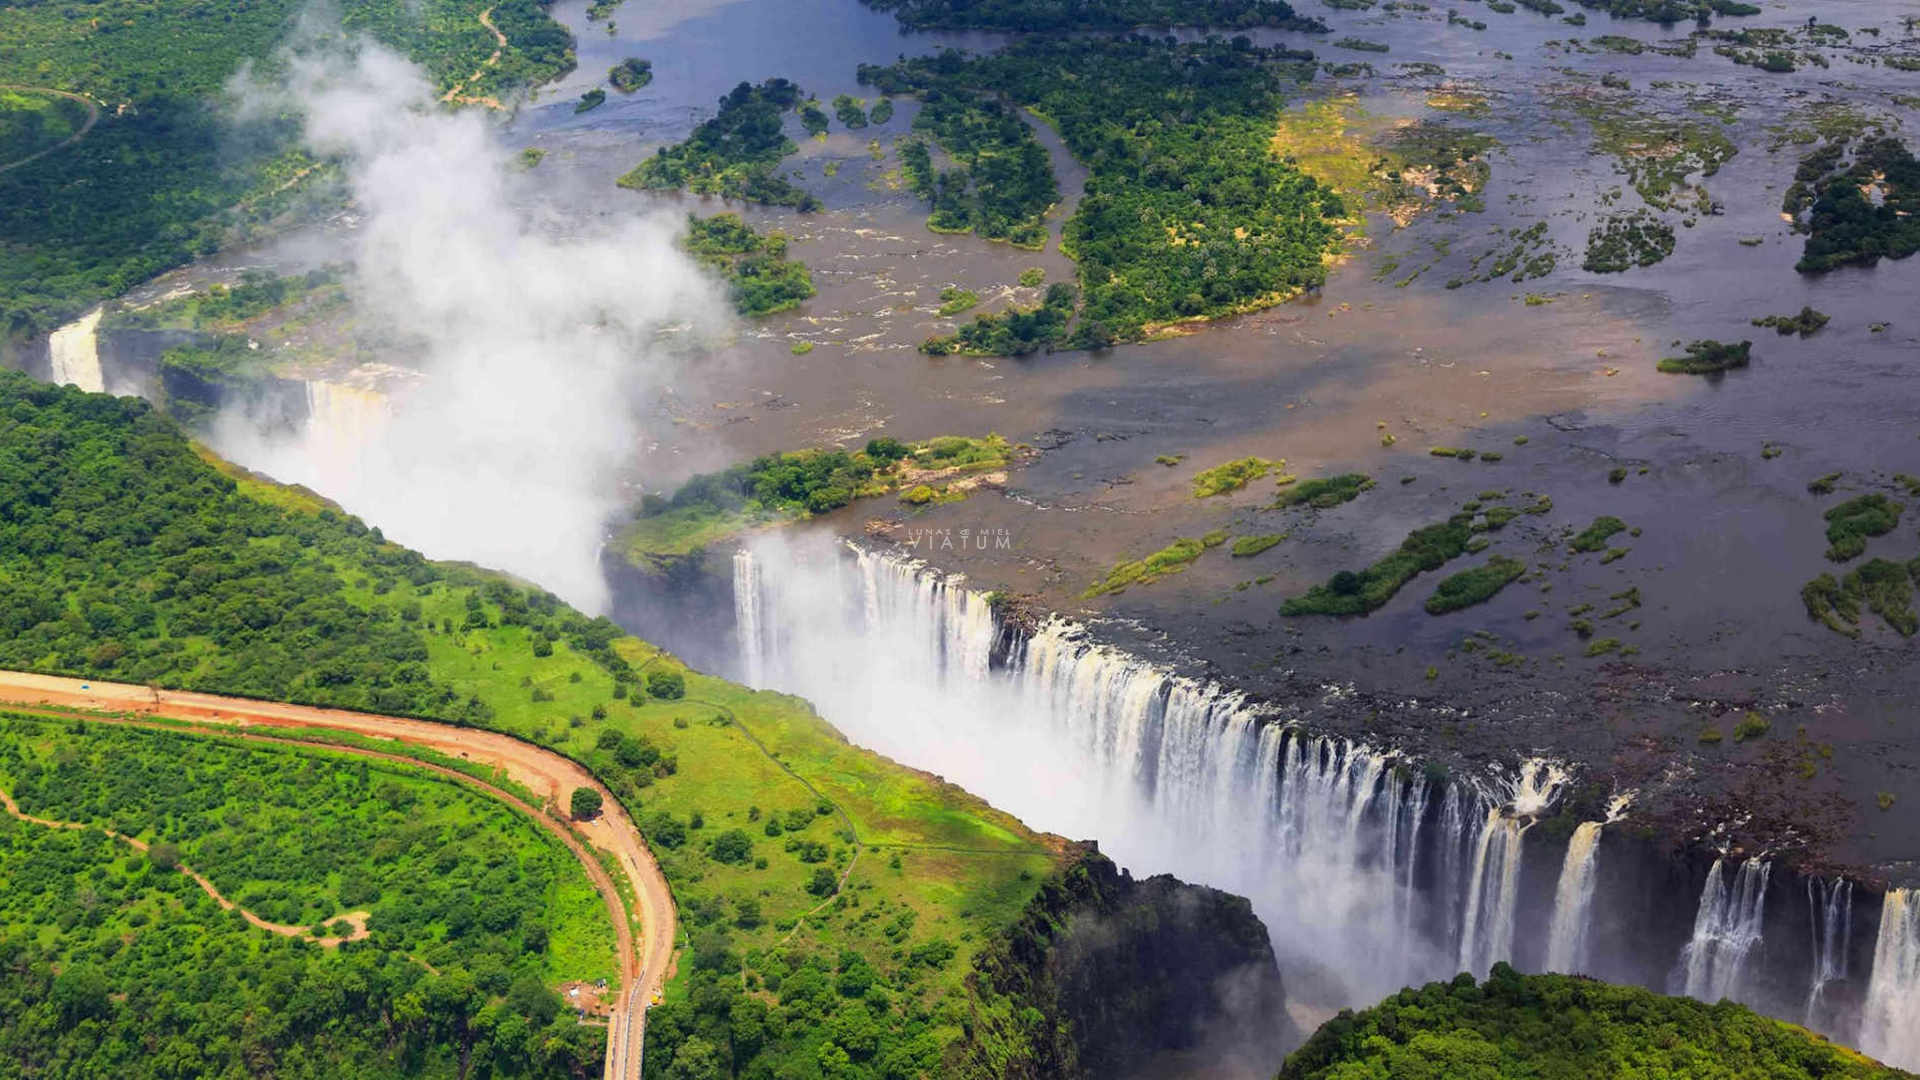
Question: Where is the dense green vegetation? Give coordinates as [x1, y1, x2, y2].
[1083, 538, 1208, 598]
[1657, 339, 1750, 375]
[609, 57, 652, 92]
[1583, 210, 1675, 272]
[0, 88, 89, 164]
[1823, 494, 1902, 562]
[1282, 513, 1474, 616]
[920, 282, 1076, 356]
[0, 0, 575, 339]
[681, 213, 816, 317]
[1281, 965, 1901, 1080]
[1568, 515, 1628, 553]
[617, 79, 822, 211]
[1790, 135, 1920, 273]
[0, 715, 607, 1078]
[1753, 306, 1830, 337]
[1805, 558, 1920, 639]
[0, 717, 614, 977]
[1232, 533, 1287, 557]
[1425, 555, 1526, 614]
[574, 88, 606, 113]
[858, 0, 1328, 31]
[897, 87, 1056, 248]
[0, 376, 1085, 1079]
[623, 435, 1012, 564]
[1191, 456, 1279, 498]
[1275, 473, 1373, 509]
[936, 286, 980, 316]
[864, 36, 1345, 343]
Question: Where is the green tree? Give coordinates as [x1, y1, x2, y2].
[570, 786, 603, 820]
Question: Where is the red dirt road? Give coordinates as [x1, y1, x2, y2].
[0, 671, 675, 1080]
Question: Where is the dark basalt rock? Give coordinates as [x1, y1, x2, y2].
[955, 844, 1295, 1080]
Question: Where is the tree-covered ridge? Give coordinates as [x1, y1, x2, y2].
[0, 377, 1075, 1080]
[617, 79, 823, 211]
[0, 372, 627, 719]
[0, 0, 575, 338]
[682, 213, 817, 317]
[859, 0, 1327, 32]
[863, 37, 1345, 346]
[1281, 964, 1906, 1080]
[0, 715, 606, 1079]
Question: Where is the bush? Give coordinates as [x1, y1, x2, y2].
[709, 829, 754, 864]
[1425, 556, 1526, 614]
[648, 670, 686, 699]
[807, 866, 839, 897]
[570, 787, 604, 820]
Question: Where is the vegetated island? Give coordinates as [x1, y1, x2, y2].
[863, 35, 1348, 349]
[0, 372, 1292, 1080]
[617, 79, 822, 211]
[621, 434, 1016, 568]
[1657, 339, 1750, 374]
[609, 57, 652, 92]
[682, 212, 815, 317]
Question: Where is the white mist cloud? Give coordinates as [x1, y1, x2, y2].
[220, 36, 726, 611]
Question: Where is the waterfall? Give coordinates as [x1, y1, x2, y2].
[1456, 760, 1567, 976]
[735, 538, 1456, 1010]
[47, 307, 105, 393]
[1676, 857, 1771, 1003]
[726, 537, 1875, 1032]
[1543, 793, 1630, 975]
[1804, 877, 1852, 1031]
[1861, 889, 1919, 1069]
[302, 379, 388, 454]
[1544, 823, 1603, 973]
[733, 549, 764, 686]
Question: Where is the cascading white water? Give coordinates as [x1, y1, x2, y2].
[47, 307, 105, 393]
[1544, 823, 1603, 974]
[733, 549, 764, 686]
[734, 538, 1457, 1011]
[1860, 889, 1920, 1069]
[1456, 760, 1567, 976]
[727, 538, 1900, 1044]
[302, 379, 389, 457]
[1676, 857, 1771, 1003]
[1543, 792, 1631, 975]
[1804, 877, 1852, 1031]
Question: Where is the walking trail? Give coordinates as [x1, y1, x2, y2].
[0, 85, 100, 174]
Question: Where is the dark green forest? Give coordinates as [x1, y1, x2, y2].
[900, 89, 1058, 248]
[0, 715, 605, 1079]
[617, 80, 822, 211]
[1280, 965, 1906, 1080]
[0, 0, 574, 339]
[682, 213, 817, 317]
[863, 36, 1345, 345]
[1791, 135, 1920, 273]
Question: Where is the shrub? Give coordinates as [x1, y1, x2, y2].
[1657, 339, 1751, 375]
[648, 670, 686, 699]
[570, 787, 604, 820]
[1425, 556, 1526, 614]
[1823, 494, 1901, 562]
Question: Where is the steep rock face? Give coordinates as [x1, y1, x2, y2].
[958, 845, 1295, 1079]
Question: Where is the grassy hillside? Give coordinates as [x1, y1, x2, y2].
[0, 0, 573, 338]
[0, 372, 1069, 1077]
[0, 712, 608, 1077]
[1281, 964, 1908, 1080]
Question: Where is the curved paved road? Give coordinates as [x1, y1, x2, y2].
[0, 670, 674, 1080]
[0, 85, 100, 174]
